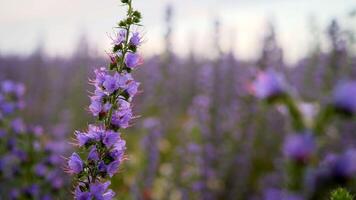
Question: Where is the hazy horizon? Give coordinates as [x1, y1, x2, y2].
[0, 0, 355, 63]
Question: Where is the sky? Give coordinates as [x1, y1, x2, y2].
[0, 0, 355, 63]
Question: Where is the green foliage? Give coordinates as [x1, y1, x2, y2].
[330, 188, 354, 200]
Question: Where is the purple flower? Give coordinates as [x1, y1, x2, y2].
[89, 100, 102, 117]
[103, 75, 119, 94]
[24, 184, 40, 198]
[124, 52, 143, 69]
[103, 130, 120, 148]
[1, 81, 25, 97]
[111, 109, 133, 129]
[129, 32, 141, 46]
[34, 163, 47, 176]
[1, 102, 15, 115]
[94, 68, 107, 88]
[332, 81, 356, 115]
[323, 149, 356, 180]
[252, 69, 286, 100]
[111, 99, 133, 128]
[110, 140, 126, 161]
[106, 161, 120, 177]
[283, 133, 315, 164]
[68, 153, 83, 174]
[98, 161, 107, 173]
[115, 72, 134, 90]
[76, 131, 91, 147]
[89, 181, 115, 200]
[89, 99, 111, 117]
[11, 118, 26, 134]
[87, 125, 104, 141]
[75, 186, 92, 200]
[126, 80, 140, 97]
[112, 29, 126, 46]
[88, 146, 99, 161]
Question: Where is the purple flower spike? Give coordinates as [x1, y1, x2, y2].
[332, 81, 356, 115]
[283, 133, 315, 164]
[68, 153, 83, 174]
[125, 52, 143, 69]
[68, 2, 143, 199]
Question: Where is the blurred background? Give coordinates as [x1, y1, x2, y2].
[0, 0, 356, 199]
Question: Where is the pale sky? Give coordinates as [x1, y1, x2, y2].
[0, 0, 354, 63]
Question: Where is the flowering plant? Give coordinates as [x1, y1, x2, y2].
[66, 0, 143, 199]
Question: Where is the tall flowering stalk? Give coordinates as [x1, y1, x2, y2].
[67, 0, 143, 199]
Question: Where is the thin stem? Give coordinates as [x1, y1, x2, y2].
[283, 95, 305, 132]
[105, 1, 133, 128]
[313, 105, 334, 136]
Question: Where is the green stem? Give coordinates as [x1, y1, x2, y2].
[282, 95, 305, 132]
[105, 1, 133, 129]
[312, 105, 334, 136]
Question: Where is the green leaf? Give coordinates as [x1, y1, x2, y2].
[330, 188, 354, 200]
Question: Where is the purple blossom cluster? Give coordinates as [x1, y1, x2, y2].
[70, 125, 126, 179]
[0, 80, 69, 199]
[332, 81, 356, 116]
[0, 80, 25, 118]
[67, 0, 144, 199]
[89, 68, 139, 128]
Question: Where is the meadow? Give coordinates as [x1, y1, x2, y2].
[0, 1, 356, 199]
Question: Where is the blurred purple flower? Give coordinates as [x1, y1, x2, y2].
[251, 69, 286, 100]
[323, 149, 356, 180]
[332, 81, 356, 115]
[264, 189, 303, 200]
[11, 118, 26, 134]
[35, 163, 48, 177]
[283, 133, 315, 164]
